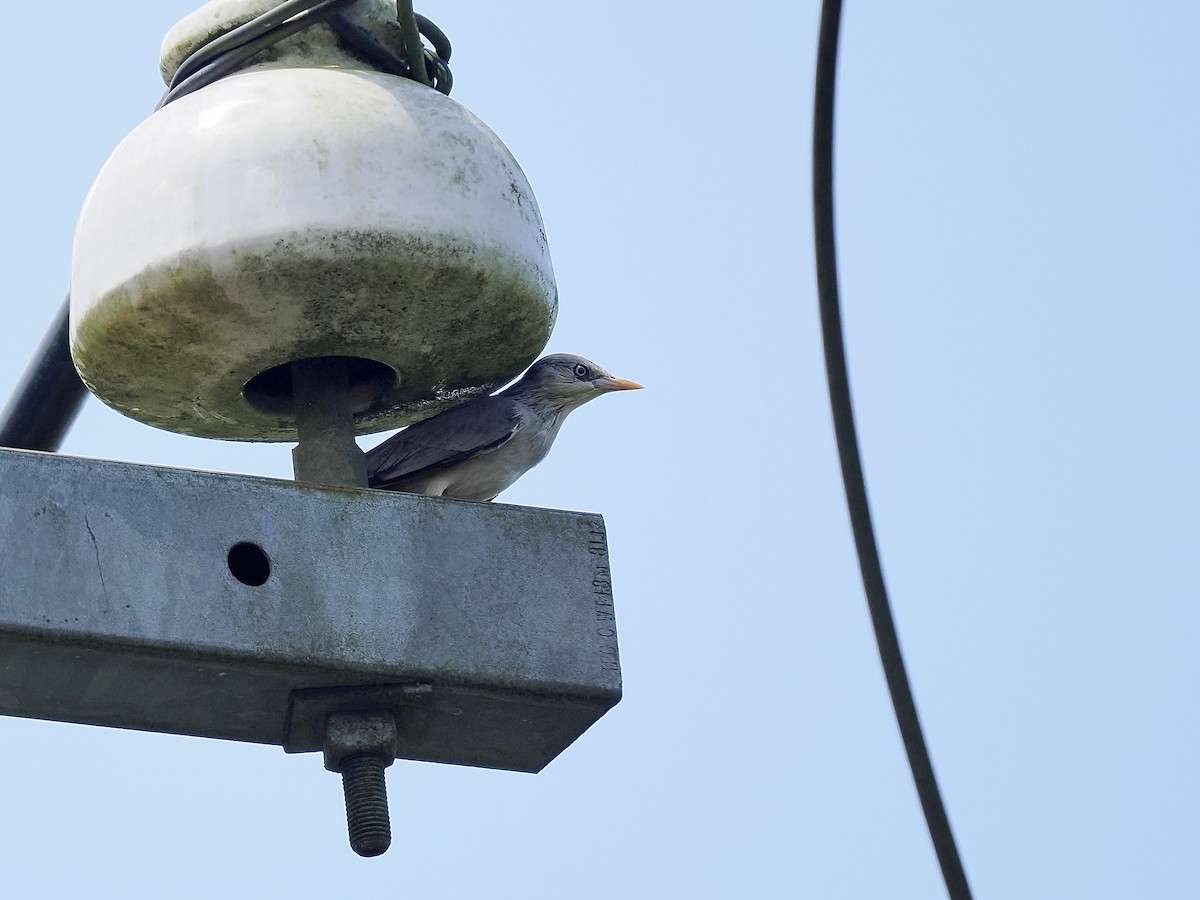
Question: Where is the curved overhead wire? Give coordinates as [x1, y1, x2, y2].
[811, 2, 974, 898]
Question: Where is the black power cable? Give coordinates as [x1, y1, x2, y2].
[162, 0, 360, 107]
[0, 298, 86, 452]
[161, 0, 452, 107]
[0, 2, 452, 453]
[811, 3, 974, 898]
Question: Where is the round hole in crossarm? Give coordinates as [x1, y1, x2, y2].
[242, 356, 399, 416]
[227, 542, 271, 587]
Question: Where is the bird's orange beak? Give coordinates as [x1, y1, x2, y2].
[603, 376, 644, 391]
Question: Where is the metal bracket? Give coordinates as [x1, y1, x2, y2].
[0, 447, 622, 769]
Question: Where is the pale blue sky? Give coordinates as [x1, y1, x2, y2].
[1, 2, 1198, 897]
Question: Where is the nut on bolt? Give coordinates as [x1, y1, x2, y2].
[323, 712, 398, 858]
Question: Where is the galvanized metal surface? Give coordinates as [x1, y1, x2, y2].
[290, 356, 369, 488]
[0, 448, 622, 772]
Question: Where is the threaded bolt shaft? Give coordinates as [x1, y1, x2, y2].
[340, 754, 392, 857]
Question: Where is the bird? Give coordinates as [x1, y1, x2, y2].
[365, 353, 642, 500]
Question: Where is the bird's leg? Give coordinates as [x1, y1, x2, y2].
[290, 356, 369, 488]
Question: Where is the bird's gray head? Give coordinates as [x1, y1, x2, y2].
[502, 353, 643, 415]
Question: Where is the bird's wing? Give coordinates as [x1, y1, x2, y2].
[365, 396, 523, 488]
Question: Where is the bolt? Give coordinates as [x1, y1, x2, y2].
[291, 356, 368, 488]
[339, 754, 392, 857]
[323, 712, 398, 858]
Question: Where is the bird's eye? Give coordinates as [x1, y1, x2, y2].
[573, 364, 589, 379]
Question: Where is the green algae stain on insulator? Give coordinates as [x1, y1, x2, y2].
[71, 1, 556, 441]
